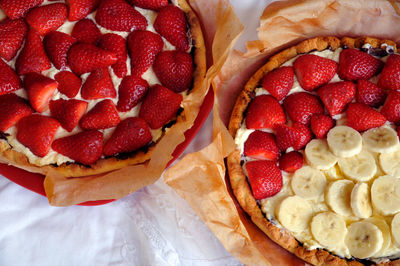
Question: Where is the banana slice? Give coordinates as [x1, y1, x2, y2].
[350, 182, 372, 219]
[380, 150, 400, 178]
[310, 212, 347, 251]
[363, 126, 400, 153]
[276, 196, 313, 233]
[305, 139, 337, 170]
[326, 179, 354, 217]
[345, 221, 383, 259]
[324, 164, 345, 180]
[391, 213, 400, 248]
[291, 166, 327, 199]
[327, 126, 362, 158]
[365, 216, 391, 257]
[338, 150, 377, 182]
[371, 175, 400, 215]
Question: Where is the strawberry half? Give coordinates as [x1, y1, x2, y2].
[356, 79, 386, 108]
[24, 73, 58, 113]
[117, 75, 149, 112]
[80, 99, 120, 130]
[127, 0, 168, 10]
[0, 0, 43, 19]
[43, 31, 77, 70]
[0, 94, 33, 132]
[49, 99, 88, 132]
[283, 92, 323, 125]
[378, 54, 400, 91]
[381, 90, 400, 123]
[81, 68, 116, 100]
[0, 18, 28, 61]
[245, 95, 285, 129]
[261, 66, 294, 101]
[292, 122, 312, 150]
[71, 18, 102, 45]
[245, 160, 282, 199]
[244, 130, 279, 161]
[54, 71, 82, 98]
[346, 103, 386, 132]
[274, 124, 300, 151]
[318, 81, 356, 116]
[279, 151, 303, 173]
[97, 33, 127, 78]
[66, 0, 100, 21]
[25, 3, 68, 36]
[310, 114, 335, 139]
[0, 58, 21, 95]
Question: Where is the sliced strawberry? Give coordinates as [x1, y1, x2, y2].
[154, 6, 189, 51]
[292, 122, 312, 150]
[97, 33, 127, 78]
[25, 3, 68, 36]
[24, 73, 58, 113]
[356, 79, 386, 107]
[80, 99, 120, 130]
[0, 18, 28, 61]
[139, 84, 182, 129]
[16, 114, 60, 157]
[52, 130, 103, 165]
[310, 114, 335, 139]
[128, 30, 164, 77]
[378, 54, 400, 91]
[103, 117, 152, 156]
[338, 48, 384, 81]
[81, 68, 116, 100]
[54, 71, 82, 98]
[293, 54, 338, 91]
[318, 81, 356, 116]
[245, 95, 285, 129]
[274, 124, 300, 151]
[95, 0, 147, 32]
[117, 75, 149, 112]
[0, 0, 43, 19]
[346, 103, 386, 132]
[127, 0, 168, 10]
[245, 160, 282, 199]
[71, 18, 102, 45]
[279, 151, 303, 173]
[283, 92, 323, 125]
[244, 130, 279, 161]
[381, 91, 400, 123]
[43, 31, 77, 70]
[261, 66, 294, 101]
[0, 94, 33, 132]
[0, 58, 21, 95]
[66, 0, 100, 21]
[49, 99, 88, 132]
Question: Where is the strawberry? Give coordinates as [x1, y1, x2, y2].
[346, 103, 386, 131]
[381, 91, 400, 123]
[117, 75, 149, 112]
[71, 18, 102, 45]
[378, 54, 400, 91]
[245, 160, 282, 199]
[356, 79, 386, 107]
[127, 0, 168, 10]
[24, 73, 58, 113]
[245, 95, 285, 129]
[0, 0, 43, 19]
[25, 3, 68, 36]
[67, 43, 118, 75]
[127, 30, 164, 77]
[0, 94, 33, 132]
[0, 58, 21, 95]
[49, 99, 88, 132]
[16, 29, 51, 75]
[293, 54, 338, 91]
[54, 71, 82, 98]
[0, 18, 28, 61]
[81, 68, 116, 100]
[244, 130, 279, 161]
[153, 50, 193, 93]
[52, 130, 103, 165]
[66, 0, 100, 21]
[16, 114, 60, 157]
[278, 151, 303, 173]
[283, 92, 323, 125]
[154, 6, 189, 51]
[261, 66, 294, 101]
[95, 0, 147, 32]
[97, 33, 127, 78]
[274, 124, 300, 151]
[139, 84, 182, 129]
[292, 122, 312, 150]
[80, 99, 120, 130]
[103, 117, 152, 156]
[338, 48, 384, 81]
[318, 81, 356, 116]
[43, 31, 77, 70]
[310, 114, 334, 139]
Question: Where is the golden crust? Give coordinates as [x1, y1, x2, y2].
[227, 36, 398, 265]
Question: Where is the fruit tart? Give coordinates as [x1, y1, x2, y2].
[227, 36, 400, 265]
[0, 0, 206, 177]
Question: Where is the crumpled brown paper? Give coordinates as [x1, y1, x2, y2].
[164, 0, 400, 265]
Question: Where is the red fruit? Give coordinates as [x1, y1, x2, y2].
[346, 103, 386, 131]
[54, 71, 82, 98]
[318, 81, 356, 116]
[153, 50, 193, 93]
[0, 18, 28, 61]
[154, 6, 189, 51]
[49, 99, 88, 132]
[293, 54, 338, 91]
[292, 122, 312, 150]
[16, 114, 60, 157]
[80, 99, 120, 130]
[245, 95, 286, 129]
[0, 94, 33, 132]
[127, 0, 168, 10]
[139, 84, 183, 129]
[378, 54, 400, 91]
[24, 73, 58, 113]
[338, 48, 384, 81]
[283, 92, 323, 125]
[381, 90, 400, 123]
[244, 131, 279, 161]
[97, 33, 127, 78]
[43, 31, 77, 70]
[66, 0, 100, 21]
[117, 75, 149, 112]
[245, 160, 282, 199]
[0, 58, 21, 95]
[25, 3, 68, 36]
[67, 43, 118, 75]
[310, 114, 334, 139]
[261, 66, 294, 101]
[0, 0, 43, 19]
[81, 68, 116, 100]
[274, 124, 300, 151]
[52, 130, 103, 165]
[356, 79, 386, 107]
[103, 117, 152, 156]
[279, 151, 303, 173]
[16, 29, 51, 75]
[71, 19, 102, 45]
[95, 0, 147, 32]
[128, 30, 164, 77]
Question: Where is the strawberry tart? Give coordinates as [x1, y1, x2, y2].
[0, 0, 206, 177]
[227, 36, 400, 265]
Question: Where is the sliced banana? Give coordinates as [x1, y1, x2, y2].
[391, 213, 400, 248]
[310, 212, 347, 251]
[327, 126, 362, 158]
[350, 182, 372, 219]
[324, 164, 345, 180]
[326, 180, 354, 217]
[305, 139, 337, 170]
[371, 175, 400, 215]
[338, 150, 377, 182]
[380, 150, 400, 178]
[345, 221, 383, 259]
[363, 126, 400, 153]
[291, 166, 327, 199]
[365, 216, 391, 257]
[276, 196, 313, 233]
